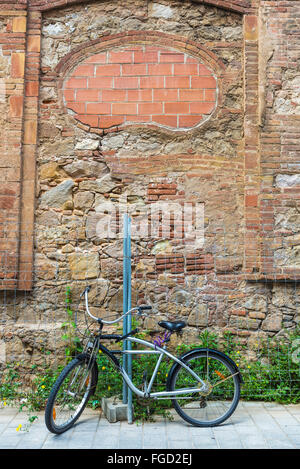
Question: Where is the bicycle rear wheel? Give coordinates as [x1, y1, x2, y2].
[168, 350, 240, 427]
[45, 355, 98, 434]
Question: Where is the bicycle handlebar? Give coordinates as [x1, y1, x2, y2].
[82, 286, 152, 324]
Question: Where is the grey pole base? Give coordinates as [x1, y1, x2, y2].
[101, 397, 130, 423]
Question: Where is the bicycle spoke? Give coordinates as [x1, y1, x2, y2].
[45, 356, 96, 433]
[169, 351, 240, 426]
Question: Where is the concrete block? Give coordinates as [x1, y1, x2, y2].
[101, 397, 128, 423]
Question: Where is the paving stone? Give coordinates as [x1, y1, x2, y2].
[282, 425, 300, 435]
[241, 435, 270, 449]
[287, 434, 300, 445]
[268, 439, 295, 449]
[72, 418, 100, 432]
[167, 440, 194, 449]
[192, 435, 218, 449]
[270, 412, 299, 426]
[0, 403, 298, 449]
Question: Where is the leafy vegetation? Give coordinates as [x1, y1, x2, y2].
[0, 286, 299, 423]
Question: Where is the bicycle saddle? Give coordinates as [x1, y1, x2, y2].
[158, 320, 187, 332]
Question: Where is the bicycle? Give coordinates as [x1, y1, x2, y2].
[45, 286, 242, 434]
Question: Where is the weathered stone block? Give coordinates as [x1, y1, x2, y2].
[74, 191, 94, 210]
[262, 314, 282, 333]
[188, 305, 209, 327]
[40, 179, 74, 207]
[64, 160, 107, 178]
[68, 252, 99, 280]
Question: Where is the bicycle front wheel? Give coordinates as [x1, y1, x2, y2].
[168, 350, 240, 427]
[45, 355, 98, 434]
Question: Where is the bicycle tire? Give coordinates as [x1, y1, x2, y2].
[45, 354, 98, 434]
[167, 349, 240, 427]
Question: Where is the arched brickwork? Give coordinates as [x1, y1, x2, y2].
[0, 0, 258, 291]
[2, 0, 300, 291]
[28, 0, 250, 14]
[56, 32, 225, 133]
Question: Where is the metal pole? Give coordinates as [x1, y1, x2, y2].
[126, 216, 133, 424]
[122, 213, 128, 404]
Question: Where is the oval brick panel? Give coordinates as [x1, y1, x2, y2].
[63, 45, 217, 131]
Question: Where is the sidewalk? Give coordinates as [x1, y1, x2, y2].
[0, 401, 299, 449]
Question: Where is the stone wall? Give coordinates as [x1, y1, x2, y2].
[0, 0, 299, 370]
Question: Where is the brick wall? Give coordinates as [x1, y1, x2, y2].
[0, 6, 26, 289]
[259, 1, 300, 279]
[63, 45, 217, 131]
[0, 0, 300, 295]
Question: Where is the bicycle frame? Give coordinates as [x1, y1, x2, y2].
[81, 288, 209, 399]
[96, 335, 208, 400]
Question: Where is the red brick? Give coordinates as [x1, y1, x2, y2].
[186, 56, 198, 63]
[205, 89, 216, 101]
[88, 77, 113, 88]
[125, 115, 151, 123]
[138, 102, 163, 114]
[108, 50, 133, 63]
[76, 89, 100, 101]
[127, 89, 152, 102]
[102, 90, 127, 102]
[152, 115, 178, 127]
[86, 103, 111, 114]
[164, 102, 189, 114]
[64, 89, 75, 101]
[27, 35, 40, 53]
[114, 77, 139, 89]
[199, 64, 212, 75]
[179, 89, 204, 101]
[11, 52, 25, 78]
[99, 116, 124, 129]
[25, 81, 39, 97]
[140, 76, 164, 89]
[174, 64, 199, 75]
[134, 50, 158, 63]
[12, 17, 26, 33]
[165, 76, 190, 88]
[96, 64, 121, 76]
[245, 194, 258, 207]
[230, 310, 247, 316]
[111, 102, 137, 115]
[179, 115, 202, 127]
[245, 15, 258, 41]
[190, 102, 215, 114]
[153, 89, 178, 101]
[75, 114, 98, 127]
[148, 64, 172, 75]
[72, 65, 95, 77]
[160, 52, 184, 63]
[85, 53, 107, 64]
[65, 77, 87, 89]
[24, 120, 37, 144]
[0, 196, 17, 210]
[122, 64, 147, 76]
[66, 102, 85, 114]
[191, 76, 216, 88]
[9, 95, 23, 117]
